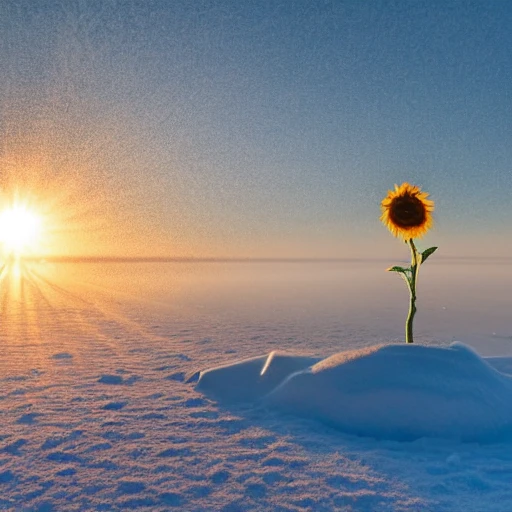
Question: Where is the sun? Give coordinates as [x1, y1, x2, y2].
[0, 204, 42, 257]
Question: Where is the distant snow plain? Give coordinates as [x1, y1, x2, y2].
[1, 260, 512, 511]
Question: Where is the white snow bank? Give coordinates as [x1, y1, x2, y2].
[196, 352, 320, 402]
[197, 343, 512, 442]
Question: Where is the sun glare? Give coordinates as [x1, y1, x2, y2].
[0, 204, 42, 256]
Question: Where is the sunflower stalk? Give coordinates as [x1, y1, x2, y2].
[405, 239, 420, 344]
[387, 241, 437, 342]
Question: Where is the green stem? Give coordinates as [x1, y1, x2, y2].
[405, 239, 419, 343]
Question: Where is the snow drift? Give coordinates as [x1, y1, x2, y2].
[197, 343, 512, 442]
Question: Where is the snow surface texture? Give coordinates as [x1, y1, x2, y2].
[3, 261, 512, 511]
[198, 343, 512, 442]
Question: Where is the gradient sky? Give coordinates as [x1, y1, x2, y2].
[1, 0, 510, 258]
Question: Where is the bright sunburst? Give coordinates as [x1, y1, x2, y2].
[0, 204, 42, 256]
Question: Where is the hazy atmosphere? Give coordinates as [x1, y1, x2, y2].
[2, 3, 512, 511]
[1, 0, 510, 259]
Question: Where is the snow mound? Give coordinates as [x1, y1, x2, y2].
[197, 343, 512, 442]
[197, 351, 320, 402]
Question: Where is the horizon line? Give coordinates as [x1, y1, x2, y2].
[20, 255, 366, 263]
[12, 255, 512, 264]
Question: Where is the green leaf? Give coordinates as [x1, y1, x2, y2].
[420, 246, 438, 264]
[387, 266, 410, 274]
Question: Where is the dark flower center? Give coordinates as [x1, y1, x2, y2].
[389, 193, 426, 227]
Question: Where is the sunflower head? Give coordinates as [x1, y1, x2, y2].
[380, 183, 434, 240]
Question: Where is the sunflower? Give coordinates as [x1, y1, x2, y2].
[380, 183, 434, 240]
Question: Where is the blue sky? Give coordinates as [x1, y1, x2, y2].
[1, 1, 511, 258]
